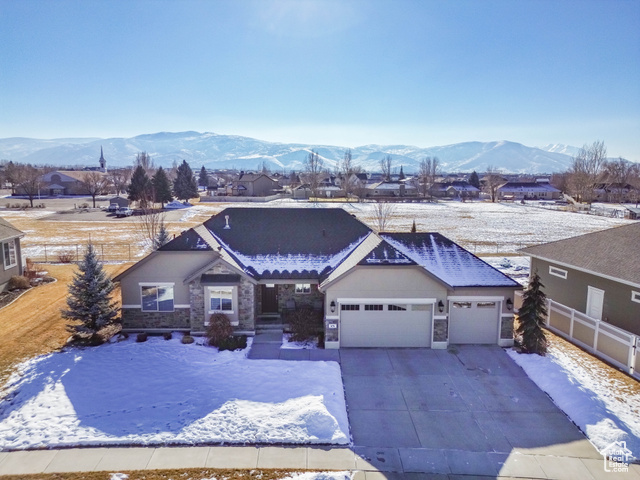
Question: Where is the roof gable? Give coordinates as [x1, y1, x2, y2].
[521, 222, 640, 286]
[381, 233, 520, 288]
[0, 217, 24, 241]
[203, 208, 371, 279]
[358, 240, 416, 266]
[159, 228, 212, 251]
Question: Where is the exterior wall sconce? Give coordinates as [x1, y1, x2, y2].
[506, 298, 513, 311]
[330, 300, 336, 313]
[438, 300, 444, 313]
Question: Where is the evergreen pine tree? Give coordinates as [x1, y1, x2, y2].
[62, 243, 118, 344]
[173, 160, 199, 201]
[198, 166, 209, 187]
[127, 165, 152, 207]
[154, 222, 171, 250]
[411, 219, 417, 233]
[399, 165, 406, 180]
[152, 167, 173, 206]
[515, 269, 548, 355]
[469, 171, 480, 189]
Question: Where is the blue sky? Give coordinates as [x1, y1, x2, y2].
[1, 0, 639, 160]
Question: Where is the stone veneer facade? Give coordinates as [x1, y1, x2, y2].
[500, 315, 514, 340]
[189, 263, 256, 334]
[121, 308, 190, 330]
[433, 318, 448, 342]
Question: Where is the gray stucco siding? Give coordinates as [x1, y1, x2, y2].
[119, 251, 218, 307]
[532, 257, 640, 335]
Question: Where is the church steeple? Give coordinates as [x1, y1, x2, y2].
[99, 146, 107, 172]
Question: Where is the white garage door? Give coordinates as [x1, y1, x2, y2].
[449, 300, 500, 344]
[340, 303, 432, 347]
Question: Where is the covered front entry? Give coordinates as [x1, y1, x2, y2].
[340, 302, 432, 347]
[261, 284, 278, 313]
[448, 298, 500, 344]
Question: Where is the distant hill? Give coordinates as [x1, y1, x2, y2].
[0, 131, 578, 174]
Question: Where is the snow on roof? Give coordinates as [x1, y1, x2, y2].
[381, 233, 520, 288]
[211, 232, 367, 279]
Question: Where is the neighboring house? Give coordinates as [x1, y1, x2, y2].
[520, 222, 640, 335]
[429, 182, 451, 198]
[0, 217, 24, 291]
[115, 208, 521, 348]
[39, 170, 110, 196]
[593, 183, 637, 203]
[497, 181, 561, 201]
[231, 173, 278, 197]
[108, 196, 129, 209]
[365, 181, 417, 198]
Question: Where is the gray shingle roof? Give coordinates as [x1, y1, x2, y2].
[0, 217, 24, 242]
[520, 222, 640, 286]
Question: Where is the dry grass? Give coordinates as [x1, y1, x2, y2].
[0, 263, 131, 391]
[0, 468, 316, 480]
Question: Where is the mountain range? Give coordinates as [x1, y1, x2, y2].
[0, 131, 582, 174]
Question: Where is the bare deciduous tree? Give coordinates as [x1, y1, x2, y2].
[303, 150, 324, 200]
[483, 165, 503, 203]
[372, 201, 396, 232]
[418, 156, 439, 198]
[380, 155, 393, 181]
[568, 141, 607, 203]
[135, 152, 155, 176]
[81, 172, 111, 208]
[340, 149, 355, 198]
[136, 208, 168, 251]
[603, 157, 635, 203]
[14, 164, 43, 207]
[108, 167, 132, 195]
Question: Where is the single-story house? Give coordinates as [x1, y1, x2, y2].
[497, 182, 562, 201]
[0, 217, 25, 291]
[231, 173, 278, 197]
[365, 181, 417, 198]
[520, 222, 640, 335]
[593, 183, 637, 203]
[115, 208, 521, 348]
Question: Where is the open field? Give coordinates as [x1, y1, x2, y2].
[0, 196, 632, 261]
[0, 263, 131, 390]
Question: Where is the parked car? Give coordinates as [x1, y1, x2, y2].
[107, 203, 120, 212]
[115, 207, 133, 217]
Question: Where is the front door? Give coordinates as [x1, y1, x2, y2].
[261, 284, 278, 313]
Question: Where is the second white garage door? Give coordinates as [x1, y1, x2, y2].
[448, 300, 500, 344]
[340, 303, 432, 347]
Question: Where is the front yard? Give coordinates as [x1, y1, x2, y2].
[0, 336, 349, 450]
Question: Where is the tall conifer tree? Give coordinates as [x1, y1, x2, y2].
[152, 167, 173, 206]
[173, 160, 199, 201]
[515, 270, 548, 355]
[62, 244, 118, 344]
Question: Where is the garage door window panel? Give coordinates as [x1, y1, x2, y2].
[365, 304, 383, 311]
[341, 304, 360, 311]
[388, 304, 407, 311]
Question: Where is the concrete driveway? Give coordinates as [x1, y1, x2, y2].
[341, 345, 605, 476]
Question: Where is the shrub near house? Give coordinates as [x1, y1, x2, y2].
[114, 208, 521, 348]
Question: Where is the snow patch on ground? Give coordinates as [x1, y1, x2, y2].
[278, 472, 353, 480]
[0, 337, 349, 450]
[507, 347, 640, 461]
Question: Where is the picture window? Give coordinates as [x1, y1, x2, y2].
[141, 284, 174, 312]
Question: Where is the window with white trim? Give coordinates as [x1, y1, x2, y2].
[295, 283, 311, 294]
[341, 304, 359, 311]
[141, 284, 174, 312]
[388, 304, 407, 311]
[3, 239, 17, 270]
[208, 286, 234, 313]
[549, 266, 568, 279]
[632, 291, 640, 304]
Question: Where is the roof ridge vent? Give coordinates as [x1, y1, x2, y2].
[224, 215, 230, 229]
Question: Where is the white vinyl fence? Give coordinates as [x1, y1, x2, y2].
[544, 298, 638, 379]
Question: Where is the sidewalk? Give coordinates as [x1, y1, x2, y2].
[2, 444, 639, 478]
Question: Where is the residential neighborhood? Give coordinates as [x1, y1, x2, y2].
[1, 0, 639, 478]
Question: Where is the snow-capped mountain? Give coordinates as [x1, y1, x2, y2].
[0, 132, 578, 174]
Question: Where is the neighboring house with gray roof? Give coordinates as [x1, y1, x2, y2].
[0, 217, 25, 291]
[114, 207, 521, 348]
[231, 173, 278, 197]
[521, 222, 640, 335]
[497, 181, 561, 200]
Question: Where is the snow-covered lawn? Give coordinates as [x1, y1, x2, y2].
[0, 336, 349, 451]
[508, 344, 640, 461]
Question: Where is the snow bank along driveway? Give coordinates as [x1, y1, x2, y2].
[0, 337, 349, 450]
